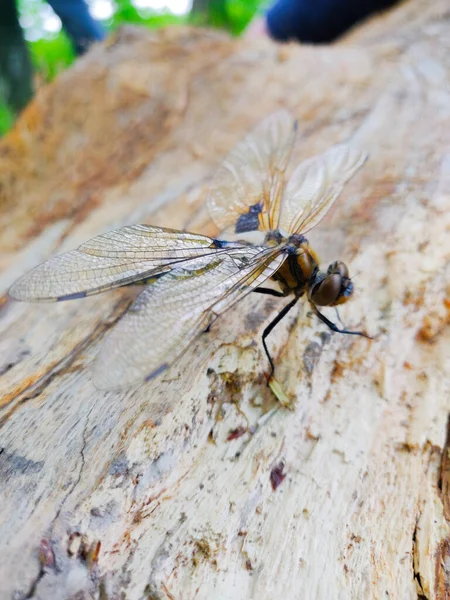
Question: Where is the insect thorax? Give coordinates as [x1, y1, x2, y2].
[268, 231, 320, 296]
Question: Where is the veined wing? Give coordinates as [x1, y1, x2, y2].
[93, 246, 285, 389]
[207, 110, 297, 235]
[8, 225, 244, 302]
[279, 144, 367, 235]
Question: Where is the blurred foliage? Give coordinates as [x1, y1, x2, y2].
[225, 0, 262, 34]
[0, 0, 264, 135]
[191, 0, 262, 35]
[17, 0, 265, 84]
[0, 103, 15, 136]
[109, 0, 186, 28]
[18, 0, 188, 85]
[29, 34, 75, 81]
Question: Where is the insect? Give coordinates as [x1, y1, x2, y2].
[9, 110, 370, 391]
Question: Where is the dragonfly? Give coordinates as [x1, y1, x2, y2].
[9, 110, 370, 392]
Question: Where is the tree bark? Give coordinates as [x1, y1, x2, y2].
[190, 0, 228, 28]
[1, 1, 450, 598]
[191, 0, 210, 15]
[0, 0, 34, 113]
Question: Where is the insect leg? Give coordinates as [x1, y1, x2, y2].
[313, 306, 372, 339]
[262, 297, 299, 380]
[253, 287, 287, 297]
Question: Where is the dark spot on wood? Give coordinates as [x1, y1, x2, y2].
[107, 454, 130, 478]
[0, 349, 30, 376]
[194, 539, 211, 558]
[270, 461, 286, 491]
[227, 427, 247, 441]
[0, 449, 44, 479]
[39, 539, 56, 570]
[319, 331, 332, 346]
[303, 341, 322, 375]
[245, 310, 266, 331]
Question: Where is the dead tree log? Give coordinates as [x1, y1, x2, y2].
[1, 0, 450, 597]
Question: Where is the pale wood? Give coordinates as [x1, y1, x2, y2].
[1, 1, 450, 598]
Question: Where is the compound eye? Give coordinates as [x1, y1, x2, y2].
[328, 261, 349, 279]
[310, 273, 341, 306]
[334, 278, 354, 305]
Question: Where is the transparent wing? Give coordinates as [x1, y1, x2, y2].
[279, 144, 368, 235]
[93, 247, 285, 389]
[8, 225, 243, 302]
[207, 110, 297, 234]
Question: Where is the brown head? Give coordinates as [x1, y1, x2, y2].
[308, 261, 354, 307]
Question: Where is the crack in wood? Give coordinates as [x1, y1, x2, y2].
[434, 414, 450, 600]
[412, 514, 428, 600]
[438, 415, 450, 520]
[22, 402, 94, 599]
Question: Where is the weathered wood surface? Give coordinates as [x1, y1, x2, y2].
[1, 1, 450, 598]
